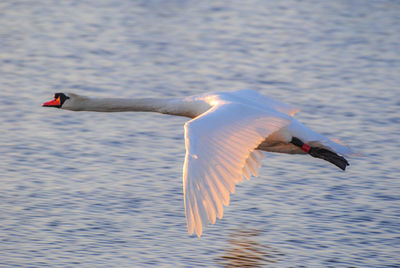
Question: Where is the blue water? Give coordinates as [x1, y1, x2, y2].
[1, 0, 399, 267]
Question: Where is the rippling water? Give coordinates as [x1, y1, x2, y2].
[1, 0, 399, 267]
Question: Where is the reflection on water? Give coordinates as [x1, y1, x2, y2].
[217, 228, 284, 267]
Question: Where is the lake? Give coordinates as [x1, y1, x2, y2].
[0, 0, 399, 267]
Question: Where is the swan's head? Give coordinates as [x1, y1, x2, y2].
[42, 93, 71, 108]
[42, 92, 88, 111]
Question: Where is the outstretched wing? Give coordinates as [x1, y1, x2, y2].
[232, 89, 300, 116]
[183, 102, 290, 237]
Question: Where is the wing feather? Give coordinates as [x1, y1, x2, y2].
[246, 153, 259, 177]
[185, 188, 195, 234]
[232, 89, 300, 116]
[199, 179, 217, 223]
[242, 164, 251, 180]
[183, 102, 290, 237]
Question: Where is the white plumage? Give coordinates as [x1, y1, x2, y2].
[43, 89, 352, 237]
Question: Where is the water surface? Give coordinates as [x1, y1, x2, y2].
[1, 0, 399, 267]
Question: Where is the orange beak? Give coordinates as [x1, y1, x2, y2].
[42, 96, 61, 107]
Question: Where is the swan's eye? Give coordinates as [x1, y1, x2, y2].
[54, 93, 69, 100]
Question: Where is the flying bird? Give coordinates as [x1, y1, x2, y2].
[43, 90, 351, 237]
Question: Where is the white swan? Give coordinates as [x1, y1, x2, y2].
[43, 90, 352, 237]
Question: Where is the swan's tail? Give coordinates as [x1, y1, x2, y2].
[291, 137, 349, 170]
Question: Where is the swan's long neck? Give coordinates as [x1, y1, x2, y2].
[62, 94, 210, 118]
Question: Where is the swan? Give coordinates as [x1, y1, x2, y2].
[42, 90, 352, 237]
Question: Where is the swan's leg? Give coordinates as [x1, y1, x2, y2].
[290, 137, 349, 171]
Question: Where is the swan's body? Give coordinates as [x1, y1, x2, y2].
[43, 90, 352, 237]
